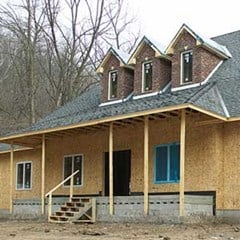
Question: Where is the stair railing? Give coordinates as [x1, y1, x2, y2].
[45, 170, 79, 220]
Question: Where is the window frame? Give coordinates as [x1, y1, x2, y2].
[63, 154, 84, 187]
[142, 61, 153, 93]
[154, 142, 180, 184]
[108, 70, 118, 100]
[16, 161, 32, 191]
[181, 50, 193, 84]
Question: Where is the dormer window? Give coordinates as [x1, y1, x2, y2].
[108, 71, 118, 100]
[181, 50, 193, 84]
[142, 61, 152, 92]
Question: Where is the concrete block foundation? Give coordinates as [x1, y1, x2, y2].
[1, 194, 214, 222]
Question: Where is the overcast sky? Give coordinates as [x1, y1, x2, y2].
[129, 0, 240, 47]
[1, 0, 239, 48]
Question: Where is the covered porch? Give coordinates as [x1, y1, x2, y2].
[0, 105, 224, 221]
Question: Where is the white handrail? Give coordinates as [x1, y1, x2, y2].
[45, 170, 79, 197]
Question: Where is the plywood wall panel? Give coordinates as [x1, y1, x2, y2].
[2, 115, 240, 212]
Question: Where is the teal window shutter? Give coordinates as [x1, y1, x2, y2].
[155, 146, 168, 182]
[154, 143, 180, 183]
[170, 144, 180, 181]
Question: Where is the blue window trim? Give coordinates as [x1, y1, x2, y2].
[154, 142, 180, 184]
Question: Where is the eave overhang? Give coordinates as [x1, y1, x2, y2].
[0, 103, 228, 143]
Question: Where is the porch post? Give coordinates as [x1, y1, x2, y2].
[144, 116, 149, 215]
[9, 143, 13, 214]
[179, 109, 186, 217]
[41, 134, 46, 214]
[109, 122, 114, 215]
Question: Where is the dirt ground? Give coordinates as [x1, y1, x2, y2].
[0, 220, 240, 240]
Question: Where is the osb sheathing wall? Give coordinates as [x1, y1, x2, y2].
[44, 116, 224, 204]
[1, 117, 240, 211]
[45, 130, 109, 196]
[221, 122, 240, 210]
[0, 154, 10, 209]
[0, 149, 41, 210]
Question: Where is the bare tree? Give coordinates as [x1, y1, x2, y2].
[39, 0, 106, 107]
[0, 0, 46, 124]
[0, 0, 140, 134]
[102, 0, 140, 53]
[40, 0, 140, 107]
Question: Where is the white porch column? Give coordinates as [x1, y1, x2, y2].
[179, 109, 186, 217]
[109, 122, 114, 215]
[9, 143, 14, 214]
[41, 134, 46, 214]
[144, 116, 149, 215]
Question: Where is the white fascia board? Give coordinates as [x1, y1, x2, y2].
[159, 81, 171, 94]
[99, 99, 123, 107]
[99, 92, 133, 107]
[165, 25, 196, 54]
[171, 82, 201, 92]
[123, 92, 134, 102]
[201, 60, 223, 85]
[133, 92, 158, 100]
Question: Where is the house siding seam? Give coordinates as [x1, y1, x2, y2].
[171, 29, 222, 88]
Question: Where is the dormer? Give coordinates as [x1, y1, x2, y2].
[97, 48, 134, 103]
[166, 24, 231, 89]
[128, 36, 171, 97]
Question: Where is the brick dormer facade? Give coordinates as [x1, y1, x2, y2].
[128, 37, 171, 96]
[97, 49, 134, 103]
[97, 25, 231, 104]
[166, 24, 231, 89]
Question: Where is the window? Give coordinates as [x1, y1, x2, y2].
[154, 143, 180, 183]
[108, 71, 118, 99]
[142, 62, 152, 92]
[16, 162, 32, 190]
[181, 51, 193, 83]
[63, 155, 83, 186]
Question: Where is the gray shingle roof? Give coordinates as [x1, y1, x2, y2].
[191, 84, 228, 117]
[4, 82, 222, 136]
[211, 30, 240, 117]
[2, 29, 240, 138]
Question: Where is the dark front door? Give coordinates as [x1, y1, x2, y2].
[104, 150, 131, 196]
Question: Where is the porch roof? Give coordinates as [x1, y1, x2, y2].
[0, 82, 227, 139]
[1, 29, 240, 140]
